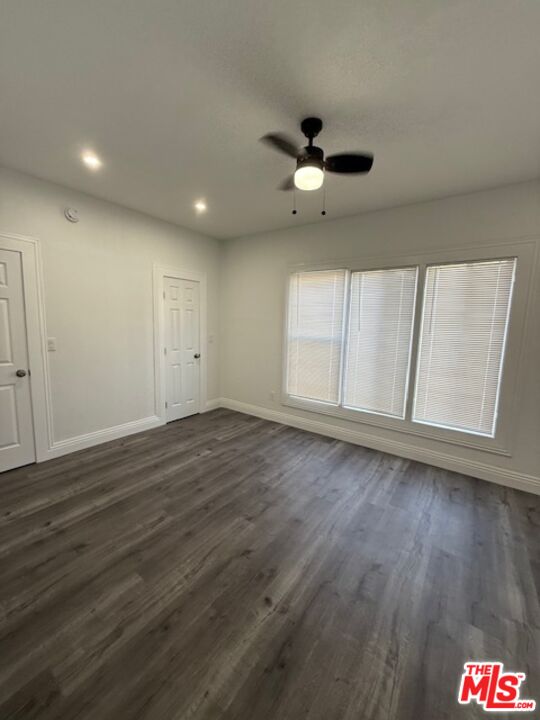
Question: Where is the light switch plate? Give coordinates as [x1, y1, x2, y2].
[47, 337, 57, 352]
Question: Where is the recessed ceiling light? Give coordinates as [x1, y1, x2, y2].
[194, 199, 207, 213]
[81, 151, 102, 170]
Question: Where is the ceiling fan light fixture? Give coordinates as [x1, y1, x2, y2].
[294, 149, 325, 191]
[294, 163, 324, 191]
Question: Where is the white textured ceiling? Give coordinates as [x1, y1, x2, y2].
[1, 0, 539, 239]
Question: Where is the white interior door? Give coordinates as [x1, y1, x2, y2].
[0, 249, 35, 472]
[164, 276, 200, 422]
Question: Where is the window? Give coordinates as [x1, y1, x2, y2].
[413, 259, 516, 436]
[285, 256, 517, 442]
[343, 268, 417, 417]
[286, 269, 346, 404]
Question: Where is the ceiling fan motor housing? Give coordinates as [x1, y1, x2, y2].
[297, 145, 324, 171]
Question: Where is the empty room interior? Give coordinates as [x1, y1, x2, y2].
[1, 2, 540, 718]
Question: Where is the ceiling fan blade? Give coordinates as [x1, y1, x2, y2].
[325, 153, 374, 174]
[278, 175, 295, 191]
[261, 133, 300, 158]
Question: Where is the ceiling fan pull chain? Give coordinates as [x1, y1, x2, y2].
[292, 187, 297, 215]
[321, 183, 327, 216]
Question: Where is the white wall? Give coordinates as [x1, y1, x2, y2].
[0, 167, 221, 451]
[220, 181, 540, 493]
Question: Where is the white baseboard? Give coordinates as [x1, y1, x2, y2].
[42, 398, 227, 463]
[39, 398, 540, 496]
[219, 398, 540, 496]
[45, 415, 164, 460]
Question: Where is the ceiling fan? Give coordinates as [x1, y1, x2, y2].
[261, 117, 374, 192]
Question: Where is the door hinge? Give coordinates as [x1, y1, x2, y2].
[164, 347, 167, 355]
[163, 290, 166, 299]
[165, 401, 168, 409]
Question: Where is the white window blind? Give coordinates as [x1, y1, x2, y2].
[343, 267, 417, 417]
[413, 258, 516, 436]
[286, 269, 346, 404]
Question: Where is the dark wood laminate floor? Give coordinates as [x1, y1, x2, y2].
[0, 409, 539, 720]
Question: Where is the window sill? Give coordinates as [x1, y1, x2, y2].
[283, 395, 511, 457]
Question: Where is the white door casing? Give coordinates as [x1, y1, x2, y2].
[164, 276, 200, 421]
[0, 248, 36, 471]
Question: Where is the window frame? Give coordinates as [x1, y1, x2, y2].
[285, 268, 348, 406]
[341, 265, 419, 420]
[282, 240, 536, 456]
[411, 258, 516, 438]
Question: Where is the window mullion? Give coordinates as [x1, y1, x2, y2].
[404, 264, 426, 422]
[337, 269, 352, 408]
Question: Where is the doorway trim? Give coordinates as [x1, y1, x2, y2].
[0, 232, 52, 463]
[153, 264, 208, 423]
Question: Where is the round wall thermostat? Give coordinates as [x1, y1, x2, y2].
[64, 207, 79, 223]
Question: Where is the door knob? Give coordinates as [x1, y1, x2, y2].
[16, 369, 27, 377]
[193, 353, 201, 359]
